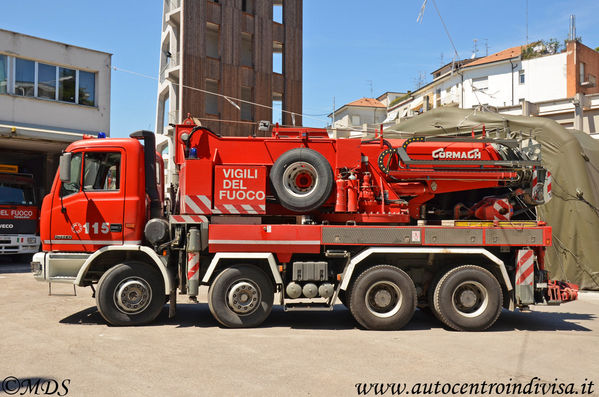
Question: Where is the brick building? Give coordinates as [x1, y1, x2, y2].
[156, 0, 303, 144]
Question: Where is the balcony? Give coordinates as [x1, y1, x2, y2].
[168, 110, 180, 125]
[164, 0, 181, 27]
[159, 51, 180, 84]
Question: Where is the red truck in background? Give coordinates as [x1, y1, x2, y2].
[31, 120, 577, 331]
[0, 164, 40, 261]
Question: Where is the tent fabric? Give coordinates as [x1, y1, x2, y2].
[383, 107, 599, 290]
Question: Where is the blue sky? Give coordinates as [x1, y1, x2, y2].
[2, 1, 598, 137]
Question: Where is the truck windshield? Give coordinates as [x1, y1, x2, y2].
[0, 175, 35, 205]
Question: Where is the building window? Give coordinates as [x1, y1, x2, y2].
[273, 1, 283, 23]
[241, 0, 253, 14]
[205, 79, 219, 114]
[351, 115, 360, 126]
[15, 58, 35, 97]
[0, 55, 7, 94]
[273, 42, 283, 74]
[241, 87, 252, 121]
[580, 62, 586, 84]
[272, 93, 282, 124]
[59, 67, 76, 103]
[519, 69, 525, 85]
[2, 56, 96, 106]
[206, 24, 219, 58]
[38, 63, 57, 100]
[471, 76, 488, 92]
[241, 33, 253, 67]
[78, 70, 95, 106]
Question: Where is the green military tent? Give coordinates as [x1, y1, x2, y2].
[383, 107, 599, 290]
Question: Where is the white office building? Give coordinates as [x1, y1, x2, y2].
[0, 29, 111, 197]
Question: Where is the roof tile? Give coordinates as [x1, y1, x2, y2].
[347, 97, 386, 108]
[466, 45, 522, 67]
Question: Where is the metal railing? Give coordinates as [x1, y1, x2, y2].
[165, 0, 181, 13]
[159, 50, 180, 83]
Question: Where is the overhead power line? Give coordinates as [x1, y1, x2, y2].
[112, 66, 329, 125]
[417, 0, 460, 60]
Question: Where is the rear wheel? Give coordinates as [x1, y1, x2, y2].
[433, 265, 503, 331]
[208, 265, 274, 328]
[96, 262, 165, 326]
[349, 265, 416, 330]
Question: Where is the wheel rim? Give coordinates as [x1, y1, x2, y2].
[451, 281, 489, 318]
[114, 277, 153, 314]
[227, 280, 261, 315]
[282, 162, 318, 198]
[365, 281, 402, 318]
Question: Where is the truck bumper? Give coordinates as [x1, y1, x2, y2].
[31, 252, 46, 281]
[31, 251, 89, 284]
[0, 234, 40, 255]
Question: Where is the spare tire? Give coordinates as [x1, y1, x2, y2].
[270, 148, 333, 212]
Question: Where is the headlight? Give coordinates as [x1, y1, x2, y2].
[31, 261, 42, 276]
[27, 237, 38, 244]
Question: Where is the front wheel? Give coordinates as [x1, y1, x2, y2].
[96, 262, 165, 326]
[208, 265, 274, 328]
[433, 265, 503, 331]
[349, 265, 416, 330]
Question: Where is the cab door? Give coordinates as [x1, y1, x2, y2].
[49, 148, 127, 252]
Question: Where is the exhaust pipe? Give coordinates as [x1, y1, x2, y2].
[130, 130, 162, 219]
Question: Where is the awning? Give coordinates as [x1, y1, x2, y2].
[382, 109, 400, 124]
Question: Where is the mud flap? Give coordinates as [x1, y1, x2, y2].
[515, 249, 535, 305]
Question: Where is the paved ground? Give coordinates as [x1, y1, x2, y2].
[1, 257, 598, 396]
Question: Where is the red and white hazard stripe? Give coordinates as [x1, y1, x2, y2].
[532, 170, 552, 203]
[183, 195, 265, 215]
[187, 252, 200, 282]
[515, 249, 535, 286]
[170, 215, 208, 224]
[545, 171, 552, 200]
[492, 199, 513, 221]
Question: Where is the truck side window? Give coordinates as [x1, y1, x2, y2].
[59, 153, 82, 197]
[83, 152, 121, 191]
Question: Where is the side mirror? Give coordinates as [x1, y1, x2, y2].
[59, 153, 72, 182]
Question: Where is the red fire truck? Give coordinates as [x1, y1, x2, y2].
[31, 120, 577, 331]
[0, 164, 40, 261]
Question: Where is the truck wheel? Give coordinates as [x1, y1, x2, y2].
[96, 262, 165, 326]
[349, 265, 416, 330]
[433, 265, 503, 331]
[208, 265, 274, 328]
[270, 148, 333, 212]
